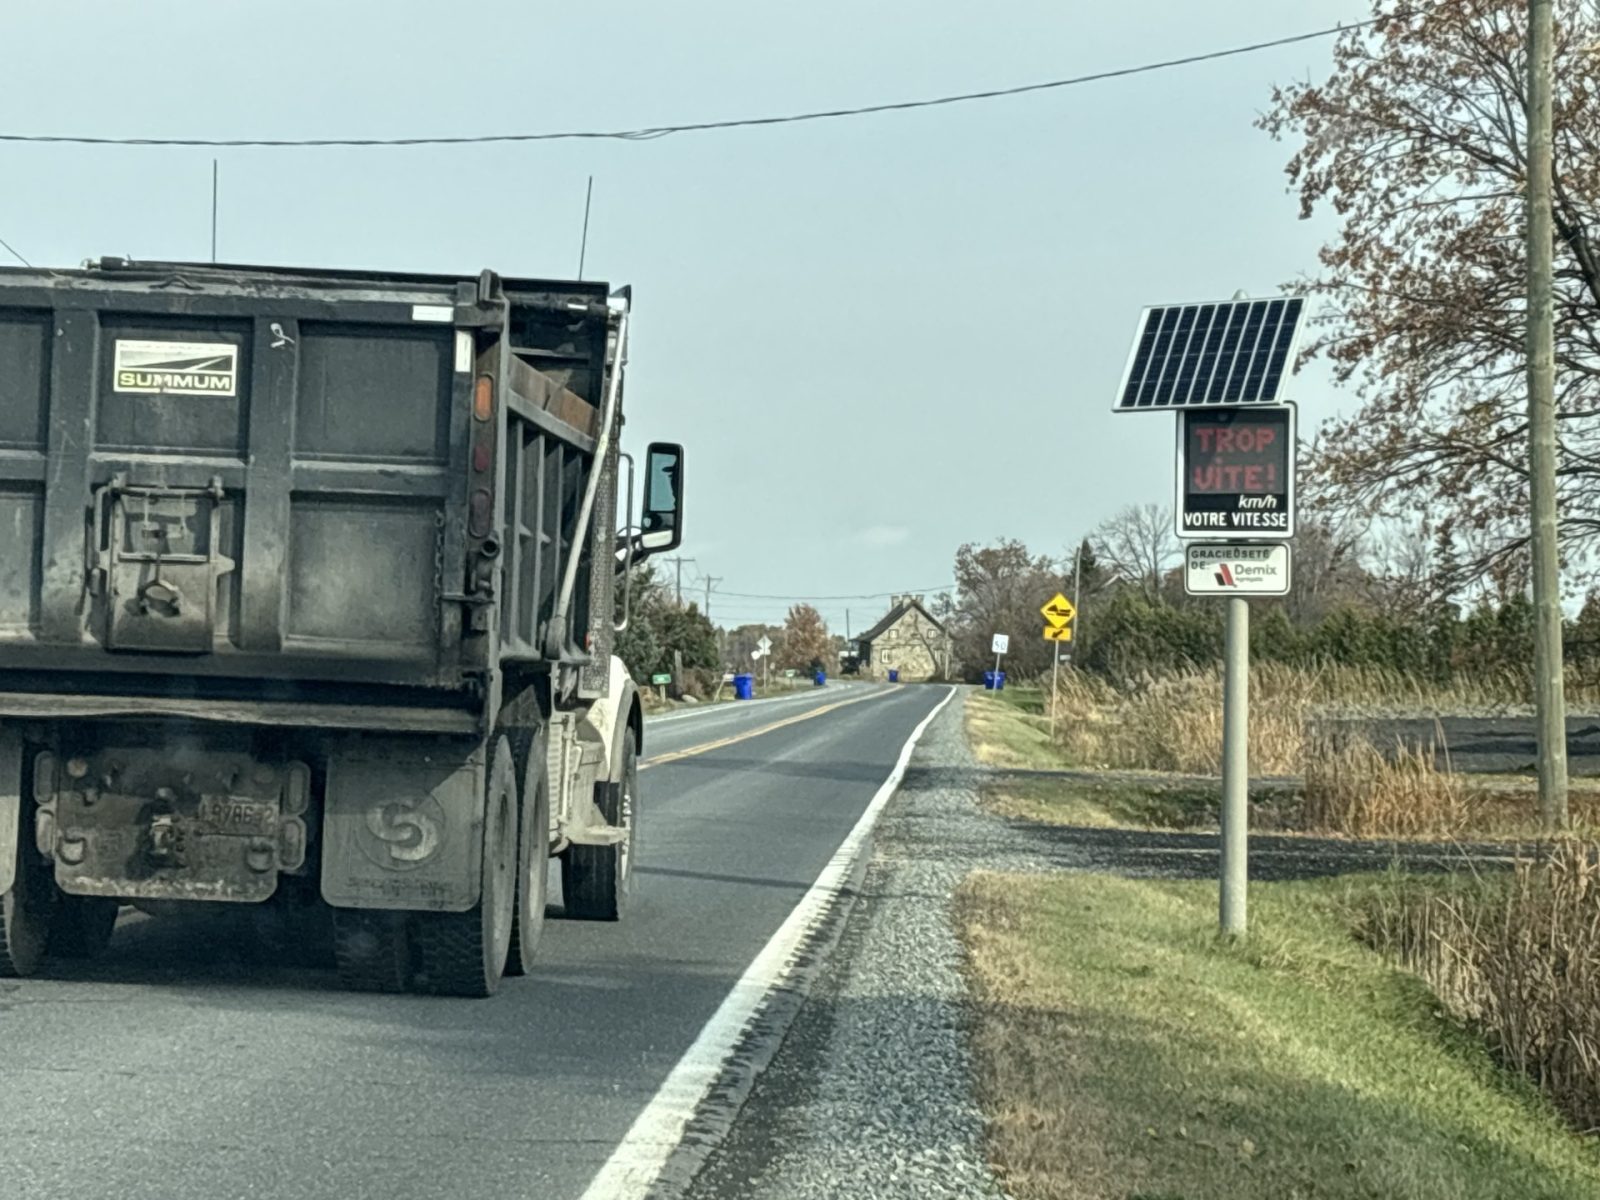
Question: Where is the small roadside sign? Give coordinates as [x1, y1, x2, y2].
[991, 633, 1010, 655]
[1177, 406, 1296, 539]
[1043, 624, 1073, 642]
[1184, 543, 1292, 596]
[650, 672, 672, 685]
[756, 635, 773, 656]
[1040, 594, 1076, 627]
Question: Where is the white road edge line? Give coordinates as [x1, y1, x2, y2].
[575, 684, 958, 1200]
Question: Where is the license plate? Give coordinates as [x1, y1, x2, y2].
[196, 795, 278, 837]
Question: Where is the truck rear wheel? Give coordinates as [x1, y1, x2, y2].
[561, 727, 636, 922]
[411, 734, 518, 997]
[47, 896, 119, 960]
[505, 728, 550, 978]
[0, 819, 52, 978]
[331, 909, 410, 993]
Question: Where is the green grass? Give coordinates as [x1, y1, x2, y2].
[957, 872, 1600, 1200]
[990, 684, 1046, 715]
[987, 777, 1221, 829]
[965, 688, 1074, 771]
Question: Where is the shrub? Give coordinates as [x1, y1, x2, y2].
[1361, 845, 1600, 1136]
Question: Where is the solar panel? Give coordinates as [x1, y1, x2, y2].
[1114, 296, 1305, 411]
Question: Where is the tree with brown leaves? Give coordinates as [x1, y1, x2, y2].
[777, 603, 832, 672]
[1260, 0, 1600, 595]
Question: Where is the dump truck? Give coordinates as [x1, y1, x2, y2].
[0, 258, 683, 996]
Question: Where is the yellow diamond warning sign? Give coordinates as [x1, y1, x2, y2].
[1041, 593, 1076, 627]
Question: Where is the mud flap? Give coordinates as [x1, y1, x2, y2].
[0, 728, 19, 897]
[320, 739, 486, 913]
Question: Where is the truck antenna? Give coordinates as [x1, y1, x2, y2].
[577, 175, 594, 280]
[210, 159, 219, 263]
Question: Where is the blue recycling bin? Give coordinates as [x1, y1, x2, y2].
[995, 670, 1006, 691]
[983, 670, 1007, 691]
[814, 670, 826, 687]
[733, 673, 754, 700]
[888, 669, 900, 683]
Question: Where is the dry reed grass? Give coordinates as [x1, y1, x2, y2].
[1302, 727, 1469, 839]
[1046, 664, 1476, 836]
[1361, 843, 1600, 1136]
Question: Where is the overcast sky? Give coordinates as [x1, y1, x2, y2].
[1, 0, 1367, 632]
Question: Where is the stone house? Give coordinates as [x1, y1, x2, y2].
[854, 595, 950, 682]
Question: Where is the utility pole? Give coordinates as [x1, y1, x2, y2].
[663, 556, 694, 607]
[1073, 542, 1083, 649]
[1527, 0, 1570, 830]
[702, 575, 721, 620]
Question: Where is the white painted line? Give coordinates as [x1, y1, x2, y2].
[576, 684, 957, 1200]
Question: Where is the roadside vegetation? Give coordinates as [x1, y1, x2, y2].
[1360, 843, 1600, 1138]
[957, 871, 1600, 1200]
[966, 674, 1600, 841]
[965, 681, 1600, 1160]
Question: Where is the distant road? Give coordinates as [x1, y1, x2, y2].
[1331, 715, 1600, 776]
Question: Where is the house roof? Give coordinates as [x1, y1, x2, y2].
[855, 597, 945, 644]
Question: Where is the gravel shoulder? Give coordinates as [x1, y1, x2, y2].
[681, 689, 1052, 1200]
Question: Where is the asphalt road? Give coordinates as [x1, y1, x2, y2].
[0, 682, 950, 1200]
[1332, 715, 1600, 776]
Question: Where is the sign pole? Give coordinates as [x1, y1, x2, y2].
[1049, 649, 1060, 737]
[1220, 595, 1249, 937]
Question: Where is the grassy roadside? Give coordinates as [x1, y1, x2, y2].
[956, 871, 1600, 1200]
[963, 685, 1076, 771]
[968, 685, 1600, 838]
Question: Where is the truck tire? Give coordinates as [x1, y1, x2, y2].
[410, 734, 518, 997]
[561, 727, 636, 922]
[331, 909, 410, 993]
[505, 727, 550, 978]
[0, 824, 52, 979]
[47, 896, 119, 960]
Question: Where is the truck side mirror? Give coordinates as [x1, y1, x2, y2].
[639, 442, 683, 555]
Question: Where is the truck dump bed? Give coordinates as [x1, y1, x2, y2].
[0, 260, 619, 730]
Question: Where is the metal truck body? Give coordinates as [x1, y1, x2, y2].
[0, 258, 683, 995]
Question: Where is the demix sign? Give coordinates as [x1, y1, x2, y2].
[1183, 543, 1292, 597]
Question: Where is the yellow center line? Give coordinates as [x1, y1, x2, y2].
[640, 688, 896, 770]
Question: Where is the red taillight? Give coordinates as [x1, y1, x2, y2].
[474, 375, 494, 422]
[469, 488, 493, 538]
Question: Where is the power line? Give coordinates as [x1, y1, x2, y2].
[711, 584, 955, 601]
[0, 21, 1377, 151]
[0, 233, 31, 267]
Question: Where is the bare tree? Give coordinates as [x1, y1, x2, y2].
[1092, 504, 1179, 599]
[1260, 1, 1600, 592]
[1285, 511, 1374, 623]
